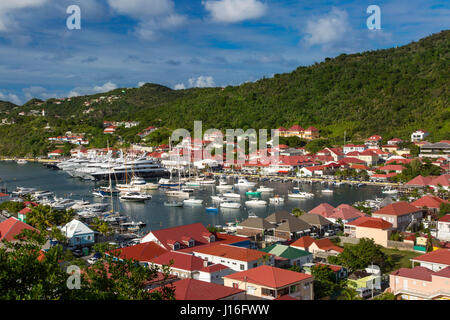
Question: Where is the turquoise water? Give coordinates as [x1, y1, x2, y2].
[0, 162, 384, 233]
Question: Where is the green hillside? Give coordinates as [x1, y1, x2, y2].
[0, 30, 449, 157]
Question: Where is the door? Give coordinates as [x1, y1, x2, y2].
[403, 279, 408, 290]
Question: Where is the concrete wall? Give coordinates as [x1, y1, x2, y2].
[387, 240, 414, 251]
[339, 236, 360, 245]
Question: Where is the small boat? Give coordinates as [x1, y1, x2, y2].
[246, 191, 261, 197]
[216, 184, 233, 191]
[16, 159, 28, 164]
[256, 186, 274, 193]
[182, 188, 195, 193]
[165, 190, 190, 199]
[206, 207, 219, 213]
[322, 189, 334, 194]
[269, 195, 285, 204]
[158, 178, 183, 188]
[288, 192, 313, 199]
[183, 198, 204, 205]
[245, 199, 267, 206]
[248, 212, 258, 218]
[164, 200, 183, 207]
[119, 192, 152, 202]
[211, 195, 226, 202]
[223, 193, 241, 199]
[382, 186, 398, 194]
[234, 178, 257, 188]
[199, 179, 216, 185]
[220, 201, 241, 209]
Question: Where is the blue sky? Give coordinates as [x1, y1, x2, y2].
[0, 0, 448, 105]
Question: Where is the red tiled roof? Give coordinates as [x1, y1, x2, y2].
[439, 215, 450, 223]
[434, 266, 450, 279]
[309, 203, 335, 218]
[332, 204, 366, 221]
[0, 217, 38, 242]
[150, 251, 206, 271]
[142, 223, 214, 251]
[108, 242, 168, 262]
[290, 236, 316, 249]
[152, 278, 243, 300]
[288, 125, 304, 132]
[405, 175, 436, 186]
[411, 249, 450, 266]
[275, 294, 298, 300]
[316, 263, 344, 273]
[411, 195, 449, 209]
[391, 266, 435, 281]
[377, 165, 405, 172]
[375, 201, 421, 216]
[314, 238, 344, 253]
[430, 175, 450, 187]
[18, 207, 32, 215]
[305, 126, 318, 132]
[224, 265, 312, 288]
[346, 216, 393, 230]
[366, 135, 382, 141]
[193, 244, 271, 262]
[339, 157, 366, 165]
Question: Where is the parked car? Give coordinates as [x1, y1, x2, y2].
[87, 257, 99, 265]
[356, 287, 372, 299]
[324, 230, 335, 237]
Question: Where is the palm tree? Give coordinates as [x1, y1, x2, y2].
[292, 208, 305, 218]
[338, 287, 362, 300]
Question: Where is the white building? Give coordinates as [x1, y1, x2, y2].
[61, 219, 95, 247]
[343, 144, 366, 154]
[411, 130, 429, 142]
[437, 215, 450, 241]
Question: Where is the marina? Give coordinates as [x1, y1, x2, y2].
[0, 161, 388, 234]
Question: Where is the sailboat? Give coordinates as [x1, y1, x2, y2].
[288, 179, 314, 198]
[165, 157, 190, 199]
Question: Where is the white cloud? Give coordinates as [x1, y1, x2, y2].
[138, 81, 147, 87]
[188, 76, 215, 88]
[174, 76, 216, 90]
[68, 82, 118, 98]
[303, 8, 352, 47]
[107, 0, 185, 40]
[203, 0, 267, 23]
[93, 81, 118, 93]
[0, 0, 48, 31]
[174, 83, 186, 90]
[0, 91, 22, 105]
[107, 0, 174, 18]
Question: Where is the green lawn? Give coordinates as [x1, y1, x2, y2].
[380, 247, 422, 273]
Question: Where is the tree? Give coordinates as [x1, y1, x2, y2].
[258, 254, 271, 266]
[337, 286, 363, 300]
[311, 265, 339, 299]
[292, 208, 306, 217]
[331, 238, 392, 273]
[373, 292, 396, 300]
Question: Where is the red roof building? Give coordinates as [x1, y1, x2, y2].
[373, 202, 423, 231]
[223, 265, 314, 300]
[411, 195, 449, 210]
[346, 216, 393, 230]
[108, 242, 168, 262]
[151, 278, 244, 300]
[0, 217, 38, 242]
[411, 249, 450, 271]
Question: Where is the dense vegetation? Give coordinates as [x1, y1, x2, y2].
[0, 30, 448, 157]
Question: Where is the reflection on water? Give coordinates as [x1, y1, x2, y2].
[0, 162, 384, 232]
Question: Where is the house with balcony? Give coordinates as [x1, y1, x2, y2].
[437, 215, 450, 241]
[411, 130, 429, 143]
[365, 135, 383, 148]
[150, 251, 234, 284]
[419, 141, 450, 160]
[344, 216, 393, 247]
[390, 266, 450, 300]
[372, 202, 424, 232]
[223, 265, 314, 300]
[343, 144, 366, 154]
[192, 244, 274, 272]
[151, 278, 246, 300]
[410, 249, 450, 272]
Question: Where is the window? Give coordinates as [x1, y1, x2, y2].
[240, 264, 245, 270]
[232, 283, 239, 289]
[253, 263, 258, 268]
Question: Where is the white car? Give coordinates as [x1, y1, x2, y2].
[87, 257, 99, 265]
[324, 230, 335, 237]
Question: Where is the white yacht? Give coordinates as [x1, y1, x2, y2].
[223, 192, 241, 199]
[322, 189, 334, 194]
[256, 186, 274, 193]
[220, 201, 241, 209]
[165, 190, 190, 199]
[269, 195, 285, 204]
[119, 192, 152, 202]
[183, 198, 204, 205]
[245, 199, 267, 206]
[382, 186, 398, 194]
[234, 178, 256, 188]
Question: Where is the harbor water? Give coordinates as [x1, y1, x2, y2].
[0, 162, 384, 233]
